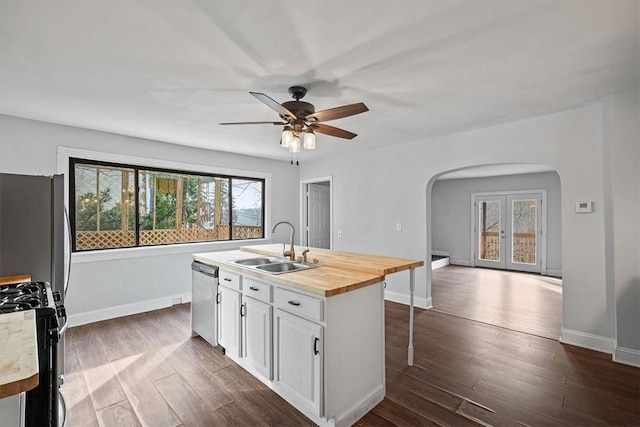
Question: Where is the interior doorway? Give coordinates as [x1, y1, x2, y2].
[427, 165, 562, 340]
[300, 176, 332, 249]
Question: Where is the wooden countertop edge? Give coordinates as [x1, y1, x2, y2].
[0, 275, 32, 286]
[0, 372, 39, 399]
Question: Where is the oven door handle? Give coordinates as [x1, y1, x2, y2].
[58, 318, 68, 337]
[57, 307, 69, 337]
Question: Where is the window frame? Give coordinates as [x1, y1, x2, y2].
[69, 157, 266, 252]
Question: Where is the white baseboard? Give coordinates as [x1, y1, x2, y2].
[560, 328, 614, 354]
[431, 257, 450, 270]
[449, 258, 471, 267]
[69, 292, 191, 327]
[545, 268, 563, 278]
[432, 250, 450, 257]
[384, 290, 431, 309]
[614, 346, 640, 368]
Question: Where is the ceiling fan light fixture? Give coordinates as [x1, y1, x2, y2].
[303, 129, 316, 150]
[281, 126, 293, 148]
[290, 135, 301, 153]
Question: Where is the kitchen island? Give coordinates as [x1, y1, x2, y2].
[192, 244, 422, 427]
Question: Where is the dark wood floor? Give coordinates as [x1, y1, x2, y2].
[63, 302, 639, 427]
[432, 265, 563, 339]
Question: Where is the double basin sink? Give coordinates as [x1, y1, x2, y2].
[230, 256, 320, 275]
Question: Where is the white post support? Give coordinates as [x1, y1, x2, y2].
[408, 267, 415, 366]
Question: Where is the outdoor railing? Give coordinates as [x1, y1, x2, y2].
[479, 231, 536, 264]
[76, 225, 263, 250]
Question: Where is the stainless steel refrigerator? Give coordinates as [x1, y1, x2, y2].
[0, 172, 71, 383]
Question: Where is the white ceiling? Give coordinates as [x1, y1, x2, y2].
[1, 1, 638, 164]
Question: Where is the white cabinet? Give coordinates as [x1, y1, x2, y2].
[0, 392, 25, 427]
[274, 308, 323, 418]
[209, 266, 384, 427]
[243, 295, 272, 379]
[218, 270, 242, 358]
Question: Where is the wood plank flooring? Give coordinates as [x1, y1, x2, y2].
[63, 301, 639, 427]
[431, 265, 563, 339]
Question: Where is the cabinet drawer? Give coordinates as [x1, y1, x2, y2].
[274, 287, 323, 322]
[244, 277, 272, 304]
[219, 270, 241, 291]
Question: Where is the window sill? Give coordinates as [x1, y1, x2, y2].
[72, 238, 273, 264]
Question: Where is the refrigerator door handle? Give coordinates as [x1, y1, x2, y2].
[64, 206, 72, 295]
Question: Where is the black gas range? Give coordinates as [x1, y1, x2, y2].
[0, 282, 67, 427]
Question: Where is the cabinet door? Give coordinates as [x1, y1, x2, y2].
[218, 286, 241, 358]
[243, 296, 272, 379]
[274, 309, 323, 417]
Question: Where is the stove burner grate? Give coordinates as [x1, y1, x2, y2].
[0, 302, 33, 314]
[0, 282, 45, 311]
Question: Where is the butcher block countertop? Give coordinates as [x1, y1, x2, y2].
[241, 244, 424, 275]
[0, 275, 32, 286]
[0, 310, 39, 399]
[193, 244, 423, 297]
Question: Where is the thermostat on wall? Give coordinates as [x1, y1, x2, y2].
[575, 201, 593, 213]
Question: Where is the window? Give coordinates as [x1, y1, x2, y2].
[70, 158, 265, 251]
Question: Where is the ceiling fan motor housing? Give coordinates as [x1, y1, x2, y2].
[281, 100, 315, 120]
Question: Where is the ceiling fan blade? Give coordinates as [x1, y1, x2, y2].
[250, 92, 297, 121]
[312, 123, 358, 140]
[305, 102, 369, 122]
[219, 121, 285, 125]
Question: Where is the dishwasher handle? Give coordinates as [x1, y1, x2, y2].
[191, 261, 218, 278]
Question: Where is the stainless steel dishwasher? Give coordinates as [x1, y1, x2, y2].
[191, 261, 219, 346]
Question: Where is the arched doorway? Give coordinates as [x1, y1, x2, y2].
[426, 163, 563, 339]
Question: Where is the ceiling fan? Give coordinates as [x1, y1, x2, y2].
[220, 86, 369, 156]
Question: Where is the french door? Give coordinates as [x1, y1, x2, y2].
[474, 192, 542, 273]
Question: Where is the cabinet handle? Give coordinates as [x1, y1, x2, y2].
[314, 337, 319, 355]
[241, 303, 246, 317]
[249, 286, 259, 291]
[288, 300, 301, 306]
[223, 277, 232, 282]
[216, 293, 221, 304]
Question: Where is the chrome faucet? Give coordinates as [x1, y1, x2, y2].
[272, 221, 296, 261]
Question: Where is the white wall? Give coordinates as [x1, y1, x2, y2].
[609, 89, 640, 361]
[0, 114, 300, 325]
[300, 101, 620, 354]
[431, 172, 562, 275]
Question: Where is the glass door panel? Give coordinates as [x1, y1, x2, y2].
[506, 194, 541, 272]
[475, 196, 506, 269]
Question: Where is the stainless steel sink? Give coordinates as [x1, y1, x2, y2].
[230, 257, 320, 275]
[232, 257, 283, 266]
[255, 262, 311, 273]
